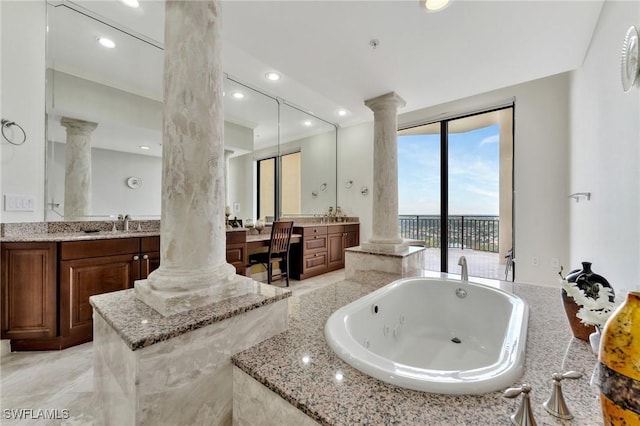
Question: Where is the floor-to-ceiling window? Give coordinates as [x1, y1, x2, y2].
[257, 151, 301, 221]
[398, 106, 514, 280]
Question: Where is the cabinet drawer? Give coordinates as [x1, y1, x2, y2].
[61, 238, 140, 260]
[327, 224, 345, 234]
[141, 236, 160, 252]
[344, 224, 359, 233]
[304, 252, 327, 272]
[304, 235, 327, 252]
[301, 226, 327, 237]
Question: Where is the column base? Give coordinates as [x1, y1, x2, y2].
[135, 264, 256, 316]
[361, 239, 410, 254]
[345, 246, 425, 281]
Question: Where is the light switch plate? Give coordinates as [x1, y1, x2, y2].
[4, 194, 36, 212]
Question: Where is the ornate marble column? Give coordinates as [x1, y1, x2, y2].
[361, 92, 408, 253]
[224, 149, 234, 207]
[135, 0, 253, 316]
[60, 117, 97, 220]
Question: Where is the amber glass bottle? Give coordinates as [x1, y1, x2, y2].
[598, 292, 640, 425]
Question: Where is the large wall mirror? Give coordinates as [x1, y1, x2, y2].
[44, 1, 337, 222]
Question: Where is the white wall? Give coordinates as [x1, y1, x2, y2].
[0, 1, 46, 223]
[337, 122, 374, 243]
[569, 0, 640, 294]
[340, 73, 572, 286]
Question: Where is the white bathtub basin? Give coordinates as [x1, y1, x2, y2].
[324, 277, 529, 394]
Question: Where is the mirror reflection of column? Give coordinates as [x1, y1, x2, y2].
[60, 117, 98, 220]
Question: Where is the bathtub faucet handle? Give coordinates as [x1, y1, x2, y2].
[542, 371, 583, 420]
[503, 384, 537, 426]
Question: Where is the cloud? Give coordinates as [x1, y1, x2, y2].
[479, 134, 499, 146]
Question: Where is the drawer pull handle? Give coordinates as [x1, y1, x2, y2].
[133, 255, 140, 260]
[143, 255, 149, 260]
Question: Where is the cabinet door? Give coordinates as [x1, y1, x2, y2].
[327, 232, 345, 269]
[140, 236, 161, 281]
[60, 254, 138, 342]
[226, 243, 247, 276]
[141, 252, 160, 280]
[1, 243, 57, 339]
[345, 230, 359, 249]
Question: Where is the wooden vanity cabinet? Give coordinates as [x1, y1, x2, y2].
[59, 238, 141, 345]
[327, 224, 360, 272]
[1, 243, 57, 340]
[291, 224, 359, 280]
[3, 236, 161, 351]
[226, 230, 247, 276]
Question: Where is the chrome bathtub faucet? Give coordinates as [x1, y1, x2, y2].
[457, 256, 468, 281]
[503, 384, 537, 426]
[543, 371, 583, 420]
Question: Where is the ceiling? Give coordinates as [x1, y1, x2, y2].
[47, 0, 604, 152]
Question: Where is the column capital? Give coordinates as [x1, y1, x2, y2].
[364, 92, 406, 112]
[60, 117, 98, 135]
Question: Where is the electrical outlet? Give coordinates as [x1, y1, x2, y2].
[550, 257, 560, 268]
[531, 256, 539, 267]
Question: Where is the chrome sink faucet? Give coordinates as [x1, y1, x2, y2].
[118, 214, 131, 231]
[458, 256, 468, 281]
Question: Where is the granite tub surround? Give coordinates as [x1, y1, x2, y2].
[362, 92, 408, 254]
[89, 283, 291, 350]
[232, 272, 603, 425]
[344, 245, 424, 280]
[92, 285, 290, 426]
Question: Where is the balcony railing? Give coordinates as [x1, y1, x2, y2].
[399, 215, 499, 253]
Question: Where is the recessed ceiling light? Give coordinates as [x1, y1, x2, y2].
[424, 0, 451, 12]
[336, 109, 348, 117]
[139, 145, 150, 150]
[232, 91, 244, 99]
[97, 37, 115, 49]
[265, 72, 281, 81]
[121, 0, 139, 8]
[303, 120, 312, 127]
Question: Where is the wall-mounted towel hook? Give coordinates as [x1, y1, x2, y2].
[568, 192, 591, 203]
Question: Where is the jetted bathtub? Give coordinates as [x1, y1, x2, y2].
[324, 277, 529, 394]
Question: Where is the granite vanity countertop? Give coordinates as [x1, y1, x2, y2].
[90, 282, 291, 351]
[0, 230, 160, 242]
[232, 272, 603, 425]
[291, 221, 360, 228]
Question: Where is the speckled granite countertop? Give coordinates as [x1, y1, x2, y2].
[292, 222, 359, 228]
[232, 272, 603, 425]
[0, 220, 160, 242]
[90, 283, 291, 350]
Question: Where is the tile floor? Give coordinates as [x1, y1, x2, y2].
[0, 270, 346, 426]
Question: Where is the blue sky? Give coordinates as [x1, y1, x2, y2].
[398, 124, 500, 215]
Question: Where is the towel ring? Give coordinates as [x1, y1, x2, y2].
[1, 119, 26, 146]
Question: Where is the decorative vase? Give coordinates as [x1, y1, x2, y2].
[561, 261, 613, 341]
[599, 292, 640, 425]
